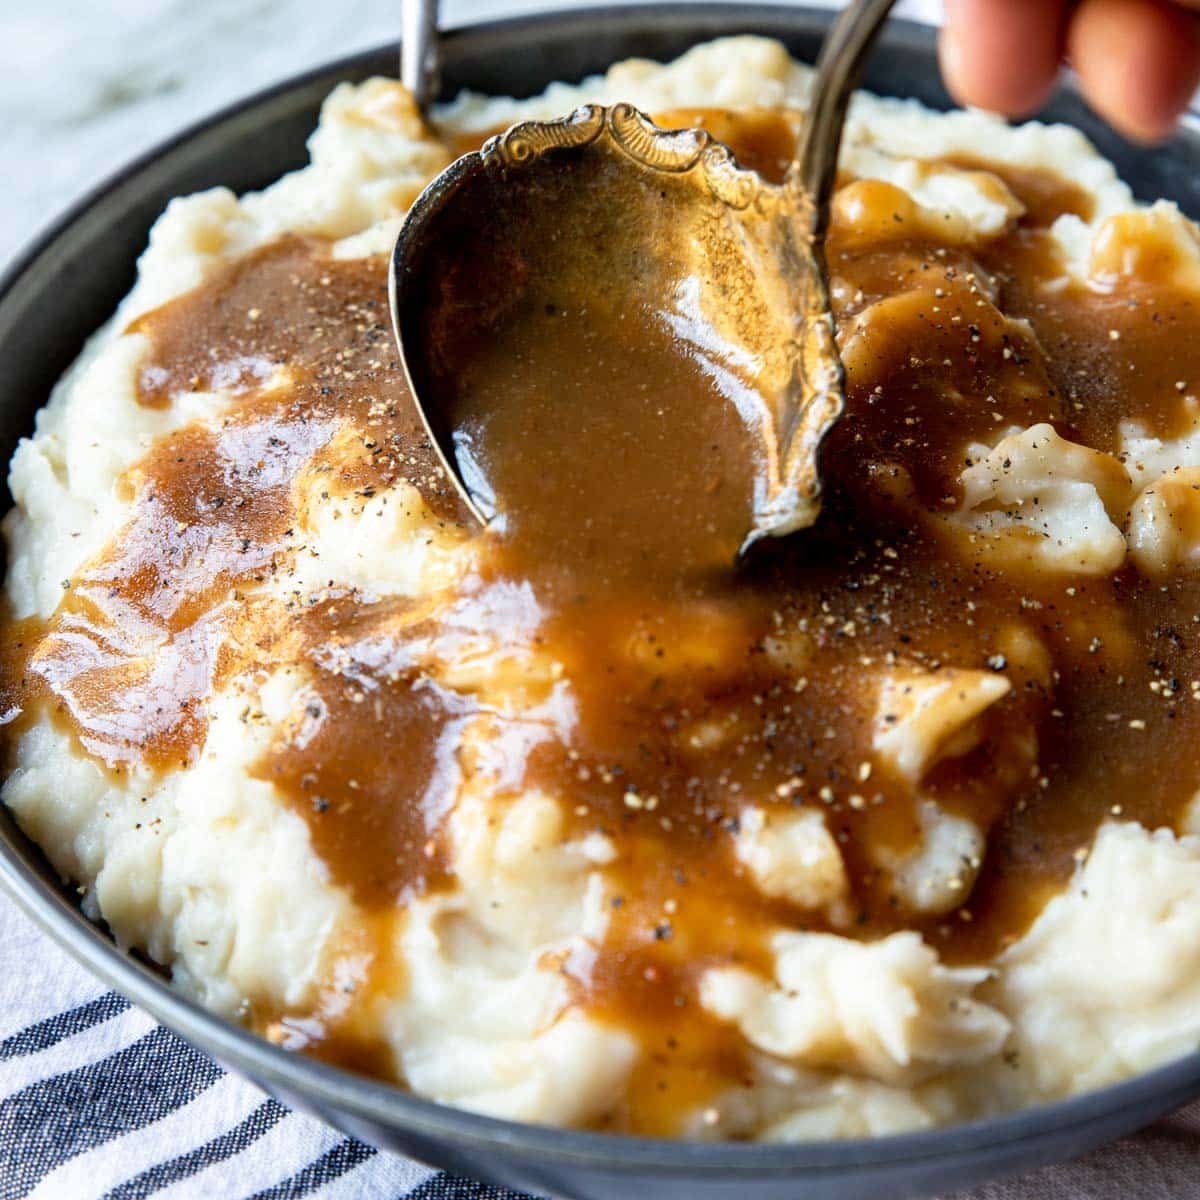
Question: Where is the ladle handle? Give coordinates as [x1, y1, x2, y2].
[402, 0, 441, 113]
[796, 0, 898, 236]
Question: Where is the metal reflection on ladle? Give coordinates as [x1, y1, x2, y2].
[390, 0, 897, 556]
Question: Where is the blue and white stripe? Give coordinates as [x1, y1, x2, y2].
[0, 899, 525, 1200]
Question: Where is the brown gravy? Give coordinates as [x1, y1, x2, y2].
[6, 109, 1200, 1133]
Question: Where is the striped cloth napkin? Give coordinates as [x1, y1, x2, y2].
[0, 898, 479, 1200]
[4, 891, 1200, 1199]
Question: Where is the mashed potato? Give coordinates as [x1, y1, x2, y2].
[7, 37, 1200, 1141]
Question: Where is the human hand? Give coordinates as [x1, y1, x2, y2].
[939, 0, 1200, 142]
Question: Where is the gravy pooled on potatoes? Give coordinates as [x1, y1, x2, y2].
[6, 104, 1200, 1134]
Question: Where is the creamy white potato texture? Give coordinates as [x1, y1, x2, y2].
[7, 36, 1200, 1140]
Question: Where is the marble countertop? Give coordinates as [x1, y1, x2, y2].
[0, 0, 937, 269]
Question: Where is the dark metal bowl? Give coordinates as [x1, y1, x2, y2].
[4, 7, 1200, 1198]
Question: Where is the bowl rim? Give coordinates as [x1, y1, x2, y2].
[4, 0, 1200, 1176]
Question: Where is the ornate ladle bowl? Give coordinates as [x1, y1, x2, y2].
[390, 0, 896, 554]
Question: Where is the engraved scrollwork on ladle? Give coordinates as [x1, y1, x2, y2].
[482, 104, 608, 167]
[482, 102, 763, 211]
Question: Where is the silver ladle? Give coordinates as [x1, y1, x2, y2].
[390, 0, 896, 553]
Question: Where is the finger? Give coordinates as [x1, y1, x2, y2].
[940, 0, 1070, 116]
[1068, 0, 1200, 142]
